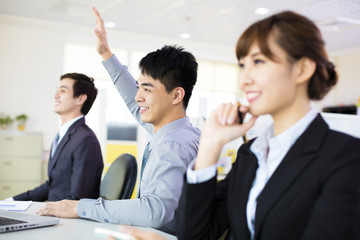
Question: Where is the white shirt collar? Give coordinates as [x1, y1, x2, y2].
[251, 108, 318, 164]
[58, 115, 84, 143]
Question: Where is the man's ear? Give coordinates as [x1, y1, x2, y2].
[172, 87, 185, 105]
[296, 57, 316, 84]
[76, 94, 87, 106]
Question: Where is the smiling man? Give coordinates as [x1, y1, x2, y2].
[37, 7, 200, 231]
[11, 73, 103, 202]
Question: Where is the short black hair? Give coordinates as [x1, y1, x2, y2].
[60, 73, 98, 115]
[139, 45, 198, 109]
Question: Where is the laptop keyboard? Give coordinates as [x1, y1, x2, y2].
[0, 216, 27, 226]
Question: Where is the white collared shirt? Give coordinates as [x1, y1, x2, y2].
[56, 115, 84, 145]
[246, 109, 317, 239]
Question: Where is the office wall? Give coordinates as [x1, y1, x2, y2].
[332, 50, 360, 105]
[0, 15, 64, 150]
[1, 14, 360, 152]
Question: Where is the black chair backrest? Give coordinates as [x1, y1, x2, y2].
[100, 153, 137, 200]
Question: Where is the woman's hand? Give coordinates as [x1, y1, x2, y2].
[194, 102, 257, 170]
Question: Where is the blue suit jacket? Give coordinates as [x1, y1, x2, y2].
[14, 117, 103, 201]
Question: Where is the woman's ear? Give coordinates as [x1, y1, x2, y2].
[296, 57, 316, 84]
[172, 87, 185, 105]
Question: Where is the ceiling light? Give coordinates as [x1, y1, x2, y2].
[179, 33, 192, 39]
[254, 7, 269, 15]
[105, 21, 116, 28]
[337, 17, 360, 25]
[318, 16, 360, 32]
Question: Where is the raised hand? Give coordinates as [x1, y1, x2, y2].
[92, 6, 113, 60]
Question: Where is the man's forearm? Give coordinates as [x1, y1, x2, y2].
[78, 197, 166, 228]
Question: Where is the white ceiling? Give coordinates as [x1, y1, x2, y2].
[1, 0, 360, 53]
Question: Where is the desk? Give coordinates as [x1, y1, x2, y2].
[1, 202, 177, 240]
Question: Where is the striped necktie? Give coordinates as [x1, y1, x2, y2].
[51, 133, 60, 158]
[138, 142, 150, 197]
[140, 142, 150, 181]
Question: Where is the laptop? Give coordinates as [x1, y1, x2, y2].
[0, 210, 59, 233]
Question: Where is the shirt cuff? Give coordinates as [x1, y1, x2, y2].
[186, 160, 217, 183]
[102, 54, 127, 81]
[78, 197, 101, 219]
[4, 197, 14, 201]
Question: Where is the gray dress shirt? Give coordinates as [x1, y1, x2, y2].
[77, 54, 201, 228]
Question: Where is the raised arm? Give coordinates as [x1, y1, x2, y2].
[93, 6, 113, 61]
[92, 7, 153, 135]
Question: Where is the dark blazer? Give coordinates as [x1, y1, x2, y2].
[14, 117, 103, 201]
[177, 114, 360, 240]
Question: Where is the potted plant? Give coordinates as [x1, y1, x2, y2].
[15, 114, 28, 131]
[0, 114, 13, 130]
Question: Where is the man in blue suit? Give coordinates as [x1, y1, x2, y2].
[11, 73, 103, 201]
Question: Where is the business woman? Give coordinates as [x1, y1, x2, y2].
[176, 11, 360, 240]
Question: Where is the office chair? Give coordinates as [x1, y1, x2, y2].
[100, 153, 137, 200]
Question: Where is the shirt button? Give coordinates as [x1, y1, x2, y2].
[104, 219, 109, 223]
[81, 211, 86, 216]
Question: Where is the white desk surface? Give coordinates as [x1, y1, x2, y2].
[1, 202, 177, 240]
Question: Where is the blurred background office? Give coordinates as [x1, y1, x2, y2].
[0, 0, 359, 198]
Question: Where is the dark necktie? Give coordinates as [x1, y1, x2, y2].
[140, 142, 150, 180]
[51, 133, 60, 158]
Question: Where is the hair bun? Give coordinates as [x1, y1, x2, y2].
[326, 61, 338, 88]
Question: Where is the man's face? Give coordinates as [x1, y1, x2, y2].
[54, 78, 82, 118]
[135, 74, 176, 131]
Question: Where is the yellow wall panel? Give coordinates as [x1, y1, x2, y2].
[105, 143, 137, 169]
[104, 142, 138, 199]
